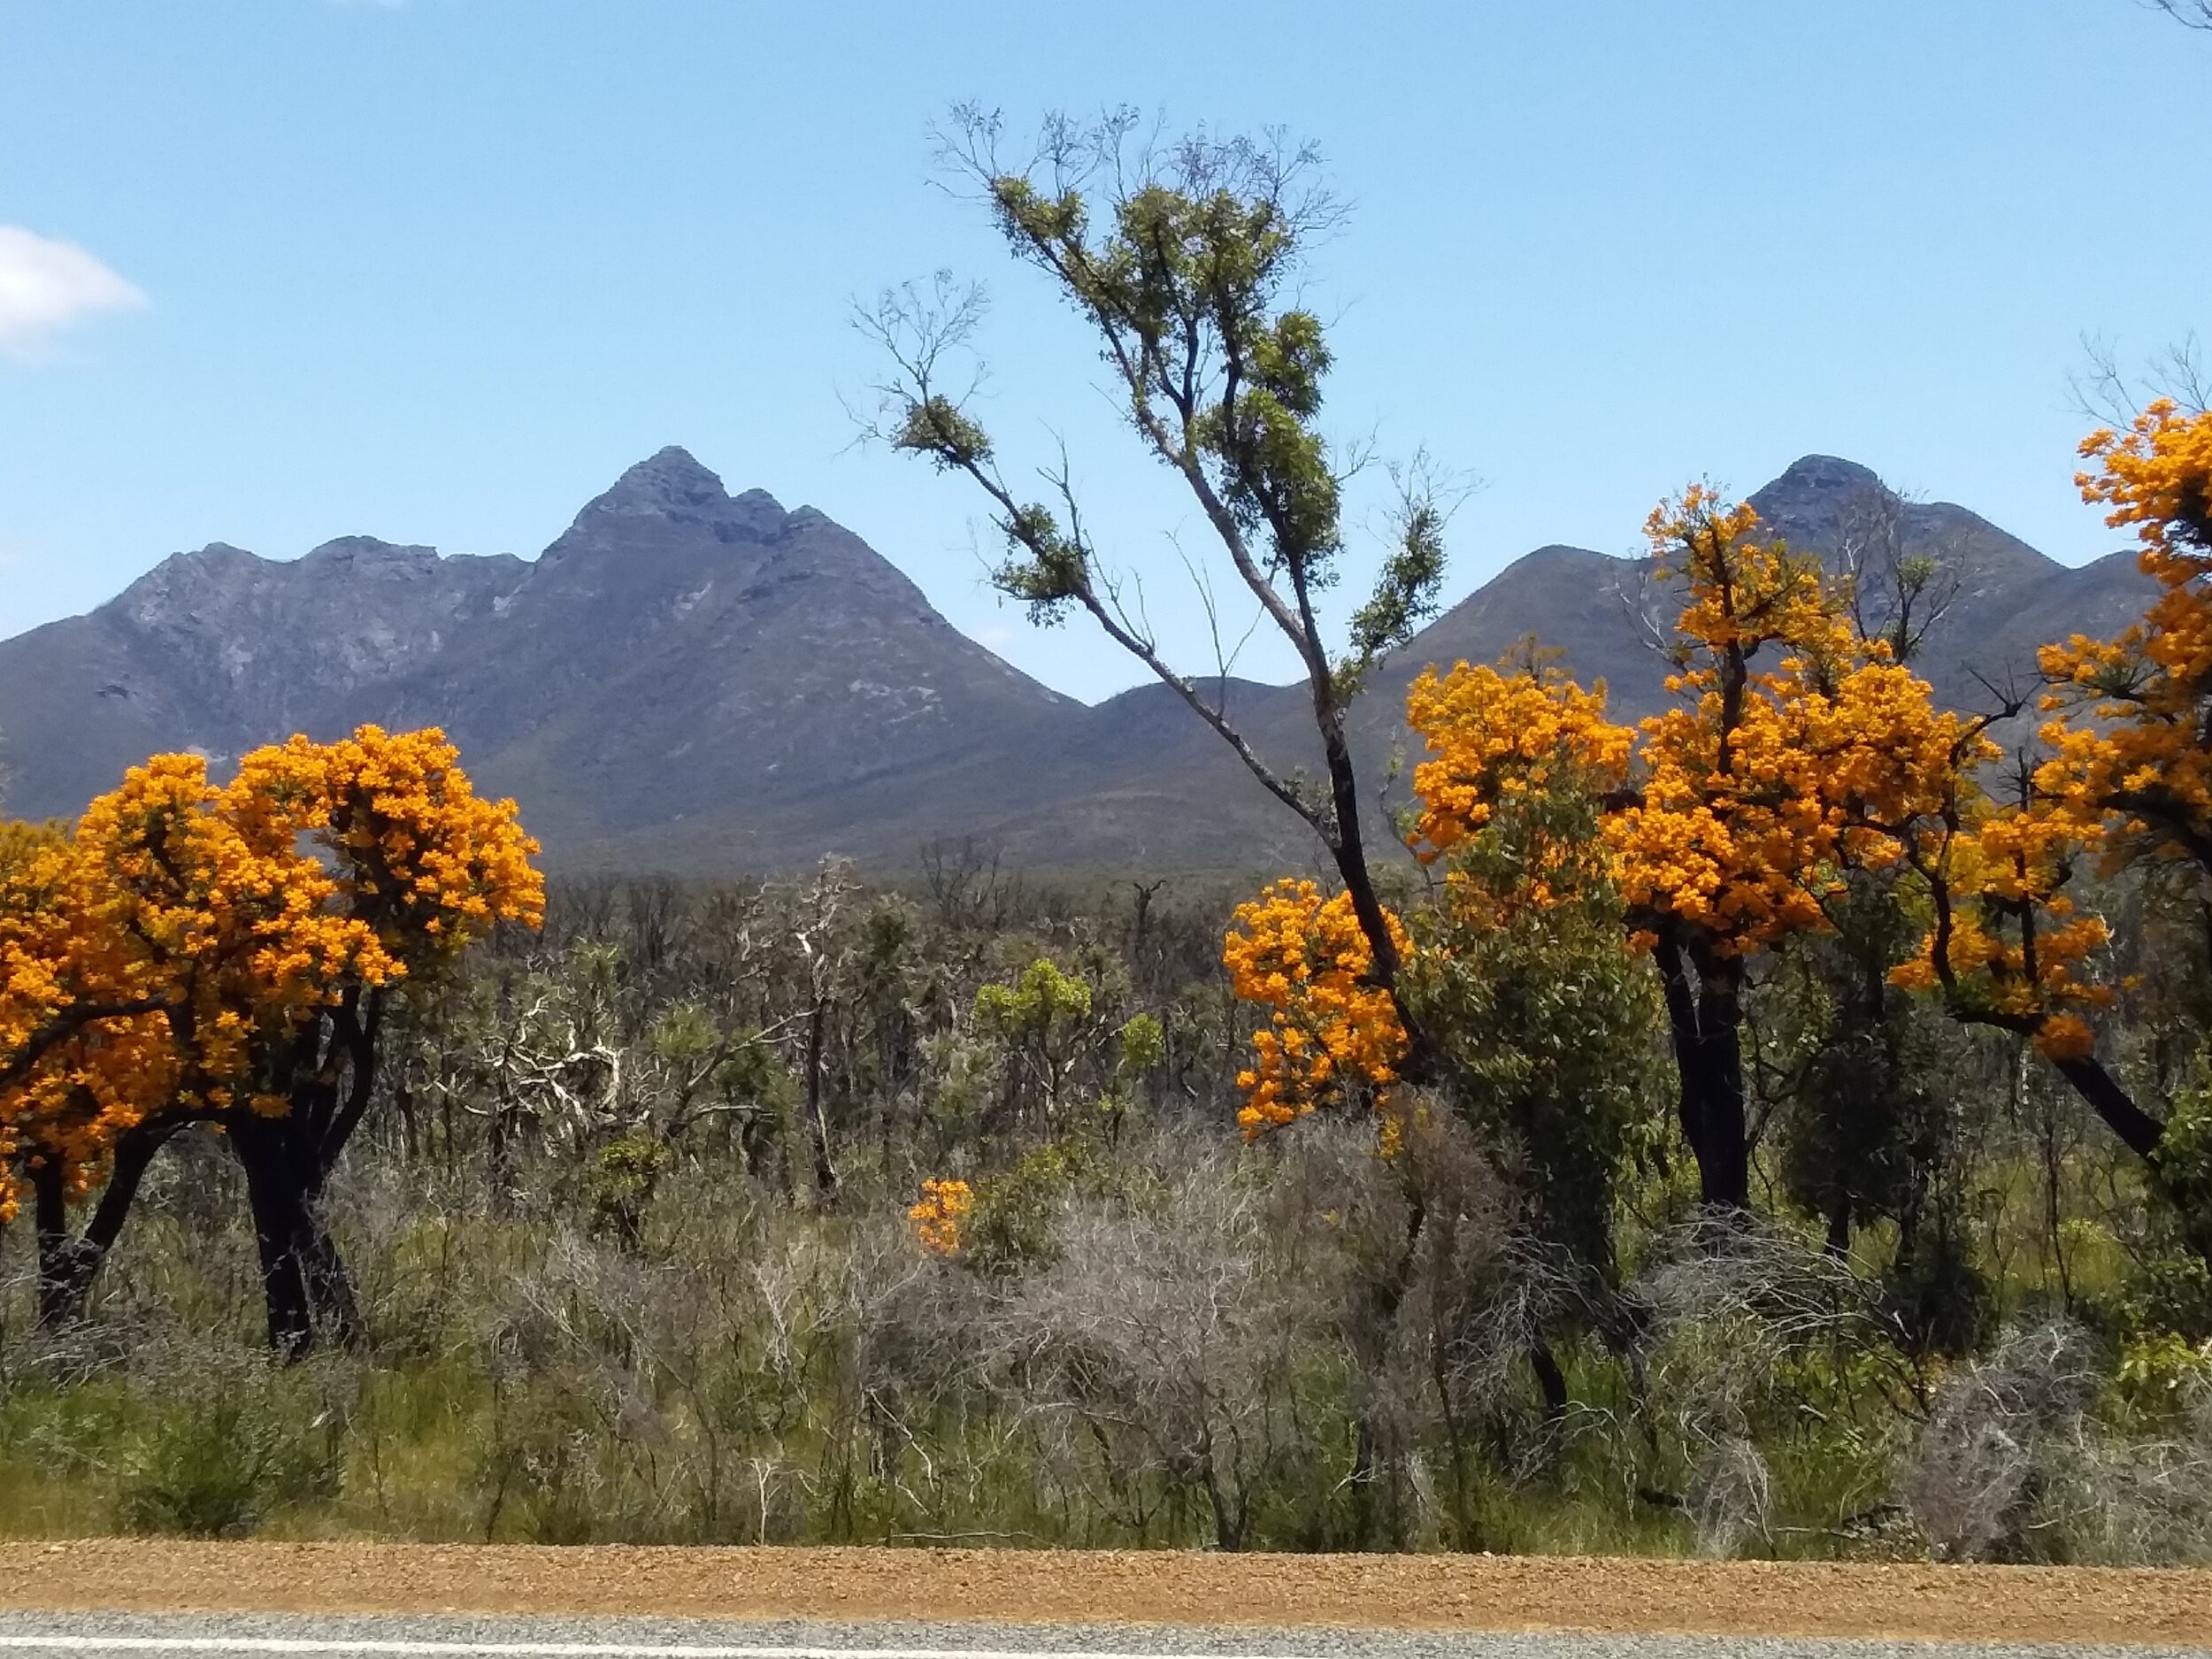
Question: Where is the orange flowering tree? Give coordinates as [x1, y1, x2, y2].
[0, 726, 541, 1352]
[1227, 489, 1987, 1216]
[1602, 489, 1993, 1208]
[1896, 403, 2212, 1235]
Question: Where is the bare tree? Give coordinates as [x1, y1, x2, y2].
[1832, 485, 1962, 666]
[2073, 333, 2211, 427]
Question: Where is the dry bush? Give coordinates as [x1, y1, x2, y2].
[1624, 1217, 1893, 1553]
[2047, 1394, 2212, 1564]
[1908, 1321, 2212, 1563]
[1903, 1320, 2100, 1560]
[986, 1130, 1338, 1548]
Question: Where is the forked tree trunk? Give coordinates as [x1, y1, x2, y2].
[226, 996, 383, 1360]
[232, 1111, 365, 1362]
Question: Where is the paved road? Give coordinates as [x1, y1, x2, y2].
[0, 1614, 2204, 1659]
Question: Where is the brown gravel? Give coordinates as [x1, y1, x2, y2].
[4, 1542, 2209, 1647]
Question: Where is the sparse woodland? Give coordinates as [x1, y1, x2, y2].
[8, 112, 2212, 1563]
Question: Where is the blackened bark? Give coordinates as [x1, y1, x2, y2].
[30, 1156, 76, 1330]
[803, 995, 839, 1203]
[1825, 1205, 1854, 1259]
[1316, 709, 1437, 1082]
[2050, 1054, 2168, 1163]
[238, 1133, 316, 1363]
[1528, 1335, 1570, 1425]
[225, 995, 382, 1359]
[1655, 933, 1752, 1210]
[30, 1118, 182, 1328]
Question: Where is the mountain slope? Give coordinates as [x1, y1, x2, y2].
[0, 450, 2160, 874]
[0, 449, 1073, 849]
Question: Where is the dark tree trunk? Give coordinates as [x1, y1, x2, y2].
[1825, 1205, 1854, 1259]
[1655, 933, 1752, 1211]
[225, 995, 382, 1359]
[30, 1117, 182, 1329]
[1314, 708, 1438, 1080]
[231, 1110, 366, 1360]
[802, 995, 839, 1203]
[2040, 1051, 2212, 1264]
[2050, 1054, 2167, 1162]
[1528, 1335, 1570, 1424]
[238, 1133, 318, 1363]
[30, 1156, 77, 1330]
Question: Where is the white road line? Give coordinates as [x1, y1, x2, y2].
[2, 1646, 1276, 1656]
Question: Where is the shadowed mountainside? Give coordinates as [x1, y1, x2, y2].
[0, 449, 2154, 874]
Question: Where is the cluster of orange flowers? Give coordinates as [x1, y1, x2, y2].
[0, 726, 541, 1219]
[2038, 402, 2212, 874]
[1650, 485, 1843, 662]
[1886, 800, 2115, 1059]
[910, 1176, 973, 1256]
[1221, 879, 1409, 1137]
[1404, 657, 1632, 901]
[1888, 401, 2212, 1059]
[1609, 489, 1989, 958]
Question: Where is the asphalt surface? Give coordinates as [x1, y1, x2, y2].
[0, 1614, 2203, 1659]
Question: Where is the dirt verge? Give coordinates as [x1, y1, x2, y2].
[4, 1541, 2208, 1647]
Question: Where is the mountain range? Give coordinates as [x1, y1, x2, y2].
[0, 449, 2155, 874]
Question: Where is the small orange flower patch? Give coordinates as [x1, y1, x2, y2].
[910, 1176, 973, 1257]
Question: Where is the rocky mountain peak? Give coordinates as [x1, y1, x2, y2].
[554, 447, 789, 556]
[1768, 454, 1885, 495]
[600, 445, 727, 511]
[1749, 455, 1911, 556]
[299, 536, 443, 577]
[106, 542, 269, 625]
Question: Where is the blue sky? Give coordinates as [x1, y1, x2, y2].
[2, 0, 2205, 702]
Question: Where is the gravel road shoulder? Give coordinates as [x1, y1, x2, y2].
[2, 1544, 2206, 1648]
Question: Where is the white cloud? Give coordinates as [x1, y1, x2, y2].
[0, 226, 146, 359]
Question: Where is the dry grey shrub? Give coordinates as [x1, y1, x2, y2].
[1907, 1321, 2212, 1563]
[1624, 1217, 1891, 1554]
[1313, 1105, 1520, 1540]
[458, 1171, 1010, 1545]
[2047, 1389, 2212, 1565]
[475, 1225, 674, 1538]
[1904, 1320, 2100, 1560]
[1688, 1434, 1774, 1556]
[986, 1133, 1333, 1549]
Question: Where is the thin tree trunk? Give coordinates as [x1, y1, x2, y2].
[1527, 1335, 1570, 1425]
[803, 995, 838, 1203]
[30, 1156, 77, 1331]
[29, 1117, 182, 1328]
